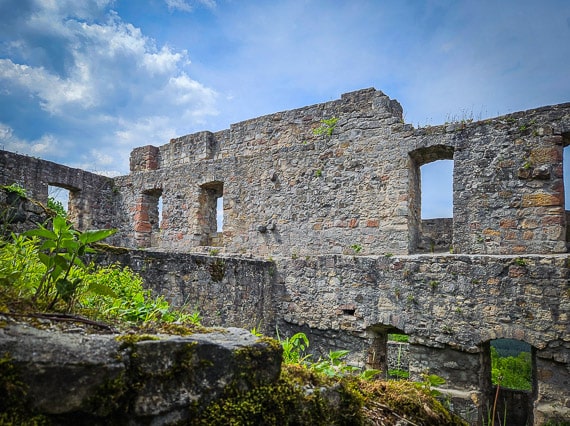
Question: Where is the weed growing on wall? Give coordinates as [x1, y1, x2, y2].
[313, 117, 339, 137]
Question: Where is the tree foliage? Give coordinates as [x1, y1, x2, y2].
[491, 346, 532, 391]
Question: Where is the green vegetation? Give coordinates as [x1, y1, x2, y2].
[47, 197, 67, 218]
[0, 217, 200, 326]
[313, 117, 339, 137]
[2, 183, 27, 197]
[350, 244, 362, 254]
[388, 333, 409, 343]
[490, 345, 532, 391]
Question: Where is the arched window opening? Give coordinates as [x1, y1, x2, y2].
[484, 338, 536, 426]
[47, 185, 69, 217]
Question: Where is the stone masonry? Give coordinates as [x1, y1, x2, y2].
[1, 88, 569, 425]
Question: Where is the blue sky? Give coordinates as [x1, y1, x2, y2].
[1, 0, 569, 217]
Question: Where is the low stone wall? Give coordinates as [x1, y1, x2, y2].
[95, 249, 279, 335]
[387, 341, 410, 376]
[417, 218, 453, 253]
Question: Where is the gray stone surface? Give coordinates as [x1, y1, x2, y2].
[0, 320, 281, 424]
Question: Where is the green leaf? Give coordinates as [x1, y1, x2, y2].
[87, 282, 118, 298]
[78, 229, 117, 244]
[53, 215, 69, 235]
[61, 238, 80, 251]
[39, 240, 57, 251]
[38, 252, 52, 267]
[53, 254, 70, 270]
[56, 278, 78, 302]
[427, 374, 446, 387]
[24, 228, 57, 240]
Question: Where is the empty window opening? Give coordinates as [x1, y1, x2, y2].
[421, 160, 453, 219]
[562, 141, 570, 211]
[366, 326, 409, 380]
[134, 189, 162, 248]
[490, 339, 532, 391]
[158, 194, 163, 228]
[216, 196, 224, 232]
[485, 338, 535, 426]
[198, 181, 223, 246]
[48, 185, 70, 217]
[409, 146, 454, 253]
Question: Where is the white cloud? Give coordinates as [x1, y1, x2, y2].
[0, 123, 60, 157]
[165, 0, 193, 12]
[0, 1, 218, 175]
[164, 0, 216, 13]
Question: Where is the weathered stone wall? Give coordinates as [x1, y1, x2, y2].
[273, 253, 569, 424]
[115, 89, 570, 257]
[418, 218, 453, 253]
[0, 150, 117, 232]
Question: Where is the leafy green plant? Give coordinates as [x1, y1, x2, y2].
[23, 216, 116, 310]
[312, 349, 360, 377]
[314, 168, 322, 178]
[2, 183, 26, 197]
[47, 197, 67, 218]
[278, 331, 312, 364]
[418, 372, 446, 397]
[313, 117, 339, 137]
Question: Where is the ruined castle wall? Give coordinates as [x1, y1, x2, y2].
[117, 89, 418, 256]
[0, 150, 116, 231]
[274, 253, 569, 423]
[115, 89, 570, 257]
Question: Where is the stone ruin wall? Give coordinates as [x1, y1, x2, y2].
[1, 88, 569, 424]
[0, 151, 117, 233]
[118, 88, 570, 257]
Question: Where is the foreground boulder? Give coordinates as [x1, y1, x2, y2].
[0, 320, 281, 425]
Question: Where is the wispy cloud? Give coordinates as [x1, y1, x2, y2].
[164, 0, 216, 13]
[0, 0, 218, 174]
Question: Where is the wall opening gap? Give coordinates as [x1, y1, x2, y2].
[387, 332, 410, 380]
[216, 196, 224, 232]
[158, 194, 163, 228]
[198, 181, 223, 246]
[563, 137, 569, 247]
[48, 185, 70, 217]
[485, 338, 535, 426]
[420, 159, 453, 219]
[366, 326, 409, 380]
